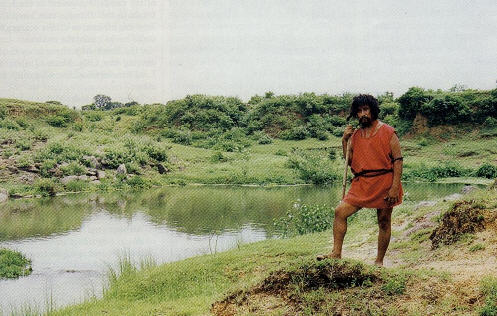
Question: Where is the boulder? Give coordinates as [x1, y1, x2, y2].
[96, 170, 106, 179]
[0, 188, 8, 203]
[91, 180, 101, 185]
[60, 175, 79, 185]
[19, 173, 36, 184]
[77, 175, 88, 181]
[89, 176, 97, 181]
[83, 155, 101, 169]
[116, 164, 127, 175]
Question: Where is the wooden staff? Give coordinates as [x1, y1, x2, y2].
[342, 137, 351, 199]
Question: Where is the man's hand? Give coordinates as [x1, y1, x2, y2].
[384, 186, 399, 206]
[342, 125, 355, 142]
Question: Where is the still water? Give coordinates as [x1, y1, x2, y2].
[0, 183, 466, 313]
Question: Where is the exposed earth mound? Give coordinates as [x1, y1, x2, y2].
[212, 260, 385, 316]
[430, 200, 490, 249]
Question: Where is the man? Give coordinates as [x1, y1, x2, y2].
[318, 94, 403, 266]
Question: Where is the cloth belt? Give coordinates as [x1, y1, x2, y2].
[351, 168, 393, 180]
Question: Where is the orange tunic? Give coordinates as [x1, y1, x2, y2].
[343, 122, 403, 209]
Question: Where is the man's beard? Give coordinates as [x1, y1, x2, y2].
[359, 117, 372, 127]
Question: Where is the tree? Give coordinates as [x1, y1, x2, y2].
[93, 95, 112, 110]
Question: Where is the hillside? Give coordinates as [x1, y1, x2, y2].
[1, 90, 497, 201]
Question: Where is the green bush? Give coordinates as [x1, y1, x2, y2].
[65, 180, 86, 192]
[480, 277, 497, 316]
[403, 162, 472, 182]
[332, 126, 345, 137]
[281, 126, 310, 140]
[39, 159, 58, 177]
[420, 95, 471, 126]
[273, 202, 334, 237]
[34, 178, 57, 197]
[379, 102, 399, 119]
[16, 154, 33, 169]
[381, 273, 407, 295]
[15, 138, 32, 151]
[143, 143, 168, 162]
[476, 163, 497, 179]
[127, 176, 150, 189]
[172, 129, 192, 145]
[60, 162, 86, 176]
[397, 87, 433, 121]
[286, 150, 339, 184]
[210, 151, 227, 163]
[0, 118, 21, 130]
[0, 248, 32, 279]
[484, 117, 497, 128]
[85, 111, 103, 122]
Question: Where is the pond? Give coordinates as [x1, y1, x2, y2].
[0, 183, 469, 313]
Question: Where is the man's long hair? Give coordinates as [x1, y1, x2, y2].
[348, 94, 380, 121]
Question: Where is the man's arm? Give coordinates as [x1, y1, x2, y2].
[385, 133, 403, 206]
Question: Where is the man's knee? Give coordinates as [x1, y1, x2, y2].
[335, 203, 357, 220]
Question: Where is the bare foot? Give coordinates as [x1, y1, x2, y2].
[374, 260, 383, 267]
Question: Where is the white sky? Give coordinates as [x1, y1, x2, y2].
[1, 0, 496, 107]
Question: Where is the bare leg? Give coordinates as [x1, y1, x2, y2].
[375, 208, 393, 266]
[330, 202, 361, 258]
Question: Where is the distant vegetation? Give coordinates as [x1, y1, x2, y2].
[0, 86, 496, 197]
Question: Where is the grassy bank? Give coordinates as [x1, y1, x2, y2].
[49, 187, 497, 315]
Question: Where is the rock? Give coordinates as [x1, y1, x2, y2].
[83, 155, 101, 169]
[91, 180, 101, 185]
[60, 175, 79, 185]
[96, 170, 106, 179]
[26, 165, 39, 173]
[414, 201, 437, 211]
[8, 166, 19, 174]
[461, 185, 477, 195]
[157, 163, 169, 174]
[116, 164, 127, 175]
[86, 168, 97, 177]
[77, 175, 88, 181]
[89, 176, 97, 181]
[19, 173, 36, 184]
[443, 193, 463, 202]
[0, 188, 8, 203]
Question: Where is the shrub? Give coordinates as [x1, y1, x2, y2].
[273, 202, 334, 237]
[34, 178, 57, 197]
[39, 159, 57, 177]
[480, 277, 497, 316]
[60, 162, 86, 176]
[143, 143, 168, 162]
[85, 111, 103, 122]
[420, 95, 471, 126]
[210, 151, 227, 163]
[33, 128, 49, 141]
[397, 87, 433, 121]
[172, 130, 192, 145]
[379, 102, 399, 119]
[65, 180, 86, 192]
[332, 126, 345, 137]
[484, 117, 497, 128]
[381, 273, 407, 295]
[281, 126, 310, 140]
[0, 248, 32, 279]
[286, 150, 339, 184]
[15, 138, 32, 151]
[103, 148, 130, 169]
[16, 154, 33, 169]
[127, 176, 150, 188]
[476, 163, 497, 179]
[0, 118, 20, 130]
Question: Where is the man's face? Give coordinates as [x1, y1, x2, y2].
[357, 105, 372, 127]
